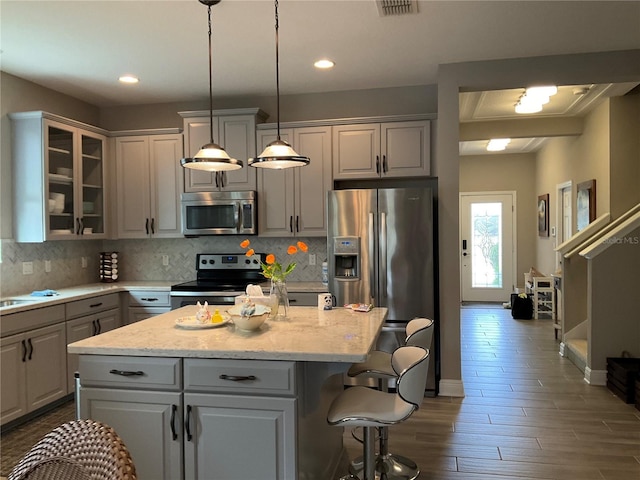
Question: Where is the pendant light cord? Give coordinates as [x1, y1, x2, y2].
[207, 4, 215, 144]
[275, 0, 281, 141]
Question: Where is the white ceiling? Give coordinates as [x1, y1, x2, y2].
[2, 1, 639, 153]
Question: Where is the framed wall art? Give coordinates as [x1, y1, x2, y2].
[538, 193, 549, 237]
[577, 179, 596, 231]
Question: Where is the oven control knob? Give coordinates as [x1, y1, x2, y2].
[200, 259, 207, 265]
[209, 259, 215, 264]
[245, 259, 250, 264]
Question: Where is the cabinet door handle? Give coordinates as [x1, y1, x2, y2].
[76, 217, 82, 235]
[221, 171, 226, 188]
[21, 340, 27, 362]
[289, 216, 293, 233]
[375, 155, 380, 174]
[96, 319, 102, 335]
[151, 218, 155, 234]
[219, 374, 257, 382]
[92, 320, 98, 336]
[296, 216, 300, 233]
[382, 154, 388, 173]
[170, 404, 178, 441]
[145, 218, 150, 235]
[27, 338, 33, 360]
[109, 369, 144, 377]
[215, 172, 220, 188]
[185, 405, 193, 441]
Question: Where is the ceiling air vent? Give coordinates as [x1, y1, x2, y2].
[376, 0, 418, 16]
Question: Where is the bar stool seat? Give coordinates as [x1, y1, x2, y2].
[346, 318, 434, 479]
[328, 346, 430, 480]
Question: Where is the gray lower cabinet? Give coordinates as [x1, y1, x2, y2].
[1, 320, 67, 425]
[80, 388, 183, 480]
[184, 393, 295, 480]
[126, 290, 171, 325]
[65, 293, 121, 392]
[79, 356, 297, 480]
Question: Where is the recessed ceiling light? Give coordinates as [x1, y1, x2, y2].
[118, 75, 139, 84]
[314, 59, 335, 69]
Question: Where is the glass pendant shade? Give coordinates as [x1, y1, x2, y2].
[181, 142, 242, 171]
[249, 139, 310, 169]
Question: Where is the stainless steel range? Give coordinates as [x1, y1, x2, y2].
[170, 253, 267, 309]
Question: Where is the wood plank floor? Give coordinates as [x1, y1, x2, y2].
[2, 306, 639, 479]
[340, 305, 640, 479]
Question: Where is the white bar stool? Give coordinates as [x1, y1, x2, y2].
[328, 346, 430, 480]
[346, 318, 434, 480]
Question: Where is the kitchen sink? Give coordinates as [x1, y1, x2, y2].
[0, 299, 36, 307]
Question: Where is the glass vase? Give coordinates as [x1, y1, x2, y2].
[269, 279, 289, 319]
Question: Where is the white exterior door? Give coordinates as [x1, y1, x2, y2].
[460, 192, 516, 302]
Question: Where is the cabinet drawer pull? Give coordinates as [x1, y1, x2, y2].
[90, 302, 103, 309]
[109, 369, 144, 377]
[170, 404, 178, 441]
[185, 405, 193, 441]
[141, 297, 158, 302]
[219, 374, 256, 382]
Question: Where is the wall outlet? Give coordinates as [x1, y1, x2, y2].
[81, 257, 88, 268]
[309, 254, 316, 265]
[22, 261, 33, 275]
[162, 255, 169, 266]
[44, 260, 52, 273]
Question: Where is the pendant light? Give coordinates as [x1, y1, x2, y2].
[181, 0, 242, 172]
[249, 0, 310, 169]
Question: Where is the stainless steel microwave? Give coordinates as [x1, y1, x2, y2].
[181, 191, 257, 236]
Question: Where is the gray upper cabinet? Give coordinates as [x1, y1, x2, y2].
[180, 109, 267, 193]
[10, 111, 108, 242]
[114, 133, 183, 239]
[332, 120, 431, 179]
[256, 126, 332, 237]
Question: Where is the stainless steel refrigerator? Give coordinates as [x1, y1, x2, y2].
[327, 187, 438, 394]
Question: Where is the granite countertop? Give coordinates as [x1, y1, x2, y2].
[0, 281, 326, 314]
[68, 305, 387, 363]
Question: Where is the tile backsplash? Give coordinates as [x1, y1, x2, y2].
[0, 237, 328, 297]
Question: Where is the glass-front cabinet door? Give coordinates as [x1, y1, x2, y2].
[78, 132, 105, 237]
[10, 111, 108, 242]
[45, 120, 106, 239]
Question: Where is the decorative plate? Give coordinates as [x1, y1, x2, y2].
[175, 315, 230, 329]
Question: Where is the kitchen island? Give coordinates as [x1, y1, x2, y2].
[68, 305, 387, 480]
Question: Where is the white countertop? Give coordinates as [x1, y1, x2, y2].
[0, 281, 327, 314]
[68, 305, 387, 363]
[0, 282, 175, 314]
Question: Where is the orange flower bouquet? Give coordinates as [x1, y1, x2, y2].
[240, 239, 308, 283]
[240, 239, 308, 319]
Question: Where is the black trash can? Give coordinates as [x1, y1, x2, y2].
[511, 293, 533, 319]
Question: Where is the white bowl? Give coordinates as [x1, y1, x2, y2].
[228, 304, 270, 331]
[48, 199, 56, 213]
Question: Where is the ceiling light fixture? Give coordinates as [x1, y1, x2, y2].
[314, 59, 335, 69]
[249, 0, 309, 169]
[118, 75, 139, 84]
[514, 85, 557, 115]
[486, 138, 511, 152]
[181, 0, 242, 172]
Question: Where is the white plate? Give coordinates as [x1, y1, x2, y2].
[49, 173, 73, 183]
[175, 315, 230, 329]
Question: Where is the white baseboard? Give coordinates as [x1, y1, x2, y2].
[584, 367, 607, 386]
[438, 379, 465, 397]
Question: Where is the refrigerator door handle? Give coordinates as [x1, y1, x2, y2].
[368, 212, 376, 299]
[380, 211, 387, 298]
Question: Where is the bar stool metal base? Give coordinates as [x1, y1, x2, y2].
[349, 453, 420, 480]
